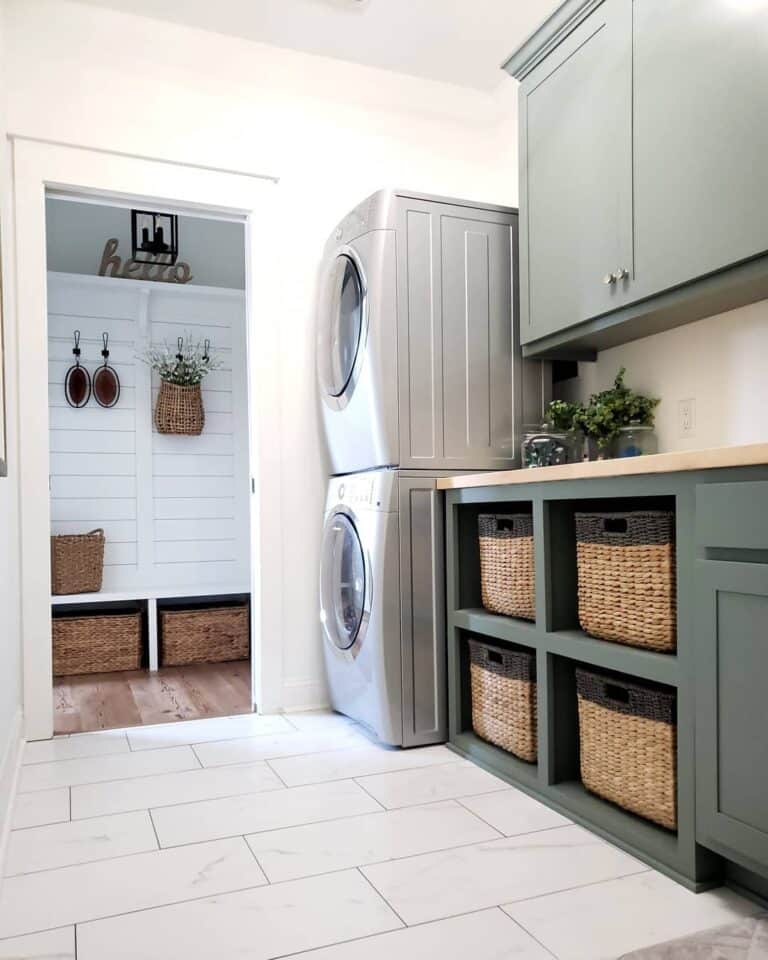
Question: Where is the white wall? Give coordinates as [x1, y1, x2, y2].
[0, 0, 23, 851]
[46, 199, 246, 288]
[2, 0, 517, 711]
[560, 300, 768, 453]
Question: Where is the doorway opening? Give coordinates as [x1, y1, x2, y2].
[46, 193, 254, 733]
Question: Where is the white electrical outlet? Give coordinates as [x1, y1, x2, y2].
[679, 398, 696, 438]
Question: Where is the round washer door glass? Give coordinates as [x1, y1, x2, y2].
[321, 255, 364, 398]
[321, 512, 367, 650]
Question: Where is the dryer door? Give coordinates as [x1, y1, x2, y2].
[318, 249, 367, 411]
[320, 510, 371, 655]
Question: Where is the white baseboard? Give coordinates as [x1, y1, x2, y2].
[281, 678, 329, 713]
[0, 708, 24, 889]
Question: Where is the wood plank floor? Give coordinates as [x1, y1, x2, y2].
[53, 660, 252, 734]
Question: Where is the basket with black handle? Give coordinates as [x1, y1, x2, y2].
[576, 668, 677, 830]
[478, 514, 535, 621]
[575, 511, 676, 652]
[468, 638, 537, 762]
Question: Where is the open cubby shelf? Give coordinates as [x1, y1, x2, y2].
[446, 475, 719, 891]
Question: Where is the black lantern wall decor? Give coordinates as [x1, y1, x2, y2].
[130, 210, 179, 266]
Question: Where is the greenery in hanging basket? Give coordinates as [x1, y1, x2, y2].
[141, 335, 222, 386]
[577, 367, 660, 448]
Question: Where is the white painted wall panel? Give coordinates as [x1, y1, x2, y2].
[48, 272, 249, 595]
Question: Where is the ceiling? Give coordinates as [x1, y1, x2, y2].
[75, 0, 561, 91]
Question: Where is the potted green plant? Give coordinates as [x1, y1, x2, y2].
[577, 368, 659, 459]
[142, 336, 222, 436]
[521, 400, 585, 467]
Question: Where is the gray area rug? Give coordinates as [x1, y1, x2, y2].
[619, 913, 768, 959]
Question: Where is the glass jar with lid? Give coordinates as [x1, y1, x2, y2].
[615, 422, 658, 458]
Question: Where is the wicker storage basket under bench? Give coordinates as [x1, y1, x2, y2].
[468, 638, 537, 762]
[159, 604, 249, 667]
[576, 668, 677, 830]
[53, 611, 142, 676]
[575, 510, 676, 652]
[478, 513, 535, 621]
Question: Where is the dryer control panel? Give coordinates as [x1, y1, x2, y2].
[335, 476, 374, 507]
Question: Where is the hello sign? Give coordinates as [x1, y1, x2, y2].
[98, 238, 194, 284]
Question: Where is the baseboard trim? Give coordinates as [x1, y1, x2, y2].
[281, 679, 329, 713]
[0, 708, 24, 891]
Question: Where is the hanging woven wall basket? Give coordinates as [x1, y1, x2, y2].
[154, 381, 205, 435]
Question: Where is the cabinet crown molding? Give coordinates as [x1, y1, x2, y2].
[503, 0, 606, 80]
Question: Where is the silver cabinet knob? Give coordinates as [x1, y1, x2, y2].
[615, 267, 629, 280]
[603, 272, 616, 285]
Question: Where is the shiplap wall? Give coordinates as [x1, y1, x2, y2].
[48, 272, 250, 594]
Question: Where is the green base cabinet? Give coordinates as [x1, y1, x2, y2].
[446, 466, 768, 898]
[695, 483, 768, 879]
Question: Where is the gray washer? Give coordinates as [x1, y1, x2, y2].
[320, 468, 446, 747]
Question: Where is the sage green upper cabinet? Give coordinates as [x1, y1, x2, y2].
[518, 0, 633, 345]
[506, 0, 768, 357]
[632, 0, 768, 301]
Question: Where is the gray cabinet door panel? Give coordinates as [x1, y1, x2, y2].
[398, 477, 447, 746]
[696, 559, 768, 870]
[696, 481, 768, 551]
[520, 0, 633, 344]
[396, 198, 519, 470]
[633, 0, 768, 300]
[398, 203, 442, 465]
[441, 214, 516, 467]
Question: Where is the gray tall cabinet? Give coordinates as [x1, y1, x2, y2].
[507, 0, 768, 357]
[395, 197, 535, 470]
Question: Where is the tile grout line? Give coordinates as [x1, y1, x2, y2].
[15, 734, 393, 793]
[263, 757, 291, 788]
[263, 904, 551, 960]
[67, 782, 287, 824]
[239, 835, 271, 884]
[497, 907, 560, 959]
[453, 795, 572, 841]
[264, 756, 469, 791]
[351, 776, 388, 812]
[0, 878, 276, 941]
[147, 808, 162, 852]
[355, 865, 409, 929]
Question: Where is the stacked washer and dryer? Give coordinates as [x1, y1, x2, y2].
[316, 189, 543, 747]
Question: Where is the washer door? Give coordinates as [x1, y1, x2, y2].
[318, 249, 367, 410]
[320, 510, 370, 654]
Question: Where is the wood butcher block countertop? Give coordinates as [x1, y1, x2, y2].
[436, 442, 768, 490]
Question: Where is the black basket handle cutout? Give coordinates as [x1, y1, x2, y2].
[603, 517, 628, 535]
[497, 518, 517, 532]
[487, 649, 504, 665]
[604, 682, 630, 704]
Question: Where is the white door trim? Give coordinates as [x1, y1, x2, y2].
[12, 137, 284, 740]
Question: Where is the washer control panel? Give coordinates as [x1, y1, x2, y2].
[336, 476, 374, 507]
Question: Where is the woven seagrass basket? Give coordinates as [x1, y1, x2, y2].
[576, 668, 677, 830]
[575, 511, 676, 652]
[478, 514, 535, 621]
[468, 638, 537, 762]
[53, 612, 142, 676]
[160, 604, 249, 667]
[50, 528, 105, 596]
[155, 381, 205, 435]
